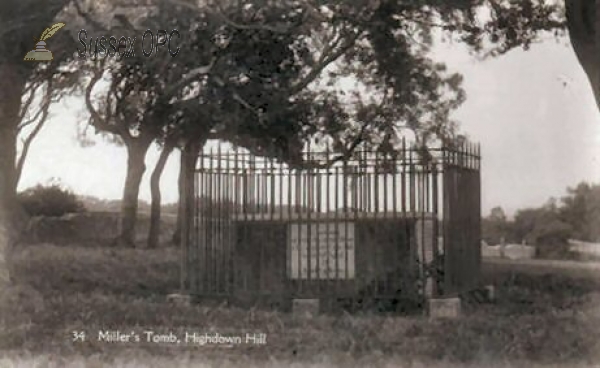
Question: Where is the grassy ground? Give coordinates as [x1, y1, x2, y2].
[1, 244, 600, 367]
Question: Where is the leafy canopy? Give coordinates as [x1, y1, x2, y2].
[79, 0, 566, 165]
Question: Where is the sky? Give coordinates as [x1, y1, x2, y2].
[17, 35, 600, 218]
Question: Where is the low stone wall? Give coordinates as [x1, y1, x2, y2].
[193, 215, 426, 301]
[22, 211, 177, 246]
[569, 240, 600, 258]
[481, 244, 535, 260]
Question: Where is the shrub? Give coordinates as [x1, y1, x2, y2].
[528, 218, 573, 259]
[18, 183, 85, 217]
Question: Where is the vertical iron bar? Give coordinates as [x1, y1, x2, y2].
[334, 149, 340, 294]
[432, 162, 439, 297]
[285, 163, 291, 296]
[232, 149, 239, 295]
[354, 150, 362, 297]
[444, 146, 451, 294]
[285, 163, 291, 295]
[216, 146, 222, 294]
[392, 148, 399, 300]
[207, 147, 214, 294]
[195, 154, 201, 294]
[198, 153, 205, 294]
[316, 150, 322, 292]
[343, 160, 349, 284]
[286, 164, 292, 294]
[225, 151, 231, 295]
[211, 149, 217, 294]
[373, 149, 379, 298]
[306, 141, 313, 290]
[366, 151, 371, 216]
[420, 159, 427, 300]
[200, 151, 207, 294]
[269, 153, 277, 297]
[295, 163, 302, 295]
[242, 152, 248, 292]
[401, 138, 407, 215]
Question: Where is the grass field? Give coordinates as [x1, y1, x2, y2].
[1, 243, 600, 367]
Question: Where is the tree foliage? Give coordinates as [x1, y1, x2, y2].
[482, 206, 509, 245]
[82, 0, 568, 161]
[514, 200, 572, 247]
[560, 182, 600, 242]
[482, 182, 600, 258]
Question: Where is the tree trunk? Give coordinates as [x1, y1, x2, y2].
[0, 63, 27, 289]
[172, 137, 204, 245]
[171, 152, 184, 246]
[117, 139, 152, 247]
[147, 141, 176, 249]
[565, 0, 600, 113]
[0, 126, 18, 289]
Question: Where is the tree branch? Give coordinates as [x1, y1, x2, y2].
[162, 58, 217, 101]
[72, 0, 113, 33]
[166, 0, 295, 33]
[298, 0, 330, 23]
[211, 75, 268, 127]
[17, 73, 69, 133]
[18, 85, 38, 129]
[15, 80, 54, 187]
[85, 60, 129, 139]
[18, 101, 47, 133]
[0, 13, 54, 40]
[213, 2, 293, 34]
[290, 30, 363, 95]
[296, 120, 373, 170]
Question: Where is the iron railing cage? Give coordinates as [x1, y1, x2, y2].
[180, 141, 481, 307]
